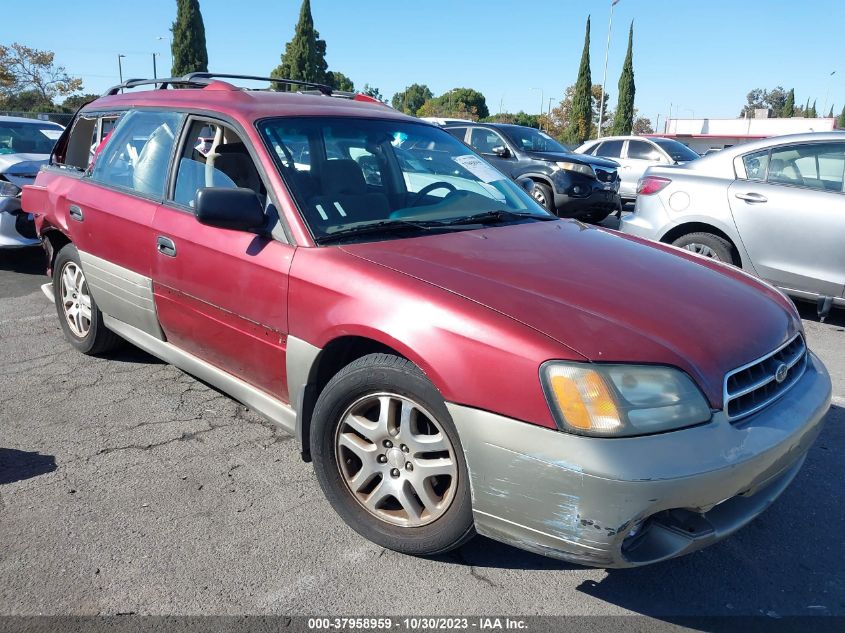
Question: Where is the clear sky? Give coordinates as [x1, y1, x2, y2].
[6, 0, 845, 128]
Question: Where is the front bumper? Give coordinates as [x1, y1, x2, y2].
[553, 188, 621, 218]
[448, 352, 831, 568]
[0, 196, 40, 248]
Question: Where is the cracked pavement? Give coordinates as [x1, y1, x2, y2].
[1, 246, 844, 622]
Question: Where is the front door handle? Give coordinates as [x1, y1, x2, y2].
[156, 236, 177, 257]
[69, 205, 84, 222]
[735, 192, 768, 203]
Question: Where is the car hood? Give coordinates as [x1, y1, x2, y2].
[0, 154, 49, 187]
[340, 221, 801, 408]
[524, 150, 619, 169]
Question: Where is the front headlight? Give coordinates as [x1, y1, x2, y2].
[541, 362, 712, 437]
[0, 180, 21, 198]
[555, 161, 595, 178]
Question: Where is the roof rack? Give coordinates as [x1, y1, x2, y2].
[183, 72, 333, 96]
[102, 76, 212, 96]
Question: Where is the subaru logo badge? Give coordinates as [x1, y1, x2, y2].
[774, 363, 788, 384]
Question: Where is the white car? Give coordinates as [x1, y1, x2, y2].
[0, 116, 64, 248]
[576, 135, 699, 201]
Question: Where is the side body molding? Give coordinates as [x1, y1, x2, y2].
[286, 335, 322, 447]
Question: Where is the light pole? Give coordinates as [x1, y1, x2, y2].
[157, 36, 172, 75]
[117, 54, 126, 91]
[152, 53, 160, 79]
[598, 0, 621, 139]
[823, 70, 837, 116]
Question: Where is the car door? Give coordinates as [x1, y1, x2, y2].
[467, 127, 516, 177]
[58, 109, 182, 339]
[151, 115, 295, 402]
[728, 141, 845, 299]
[623, 140, 665, 197]
[592, 139, 628, 195]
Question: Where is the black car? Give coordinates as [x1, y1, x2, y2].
[443, 122, 621, 222]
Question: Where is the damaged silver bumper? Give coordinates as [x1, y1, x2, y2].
[0, 195, 39, 248]
[448, 351, 832, 568]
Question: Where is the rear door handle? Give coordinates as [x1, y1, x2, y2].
[69, 205, 84, 221]
[156, 236, 177, 257]
[735, 192, 768, 203]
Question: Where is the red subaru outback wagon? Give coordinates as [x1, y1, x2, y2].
[23, 74, 831, 567]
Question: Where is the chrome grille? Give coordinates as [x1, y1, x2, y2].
[724, 334, 807, 422]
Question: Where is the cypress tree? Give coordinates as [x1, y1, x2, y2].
[611, 22, 635, 135]
[271, 0, 328, 90]
[170, 0, 208, 76]
[838, 105, 845, 128]
[782, 89, 795, 118]
[809, 100, 817, 117]
[567, 16, 593, 144]
[804, 98, 810, 118]
[828, 105, 835, 118]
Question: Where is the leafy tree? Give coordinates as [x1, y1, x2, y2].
[483, 111, 540, 128]
[0, 43, 82, 106]
[567, 16, 593, 144]
[540, 84, 609, 141]
[782, 88, 795, 117]
[416, 98, 478, 121]
[170, 0, 208, 76]
[61, 93, 99, 112]
[828, 105, 835, 118]
[809, 100, 817, 118]
[740, 86, 787, 118]
[361, 84, 384, 102]
[632, 115, 654, 135]
[804, 98, 810, 118]
[271, 0, 328, 90]
[0, 89, 47, 111]
[611, 22, 635, 135]
[326, 71, 354, 92]
[838, 104, 845, 128]
[391, 83, 433, 115]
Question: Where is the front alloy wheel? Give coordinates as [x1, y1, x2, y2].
[335, 393, 458, 527]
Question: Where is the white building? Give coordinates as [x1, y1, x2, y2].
[655, 116, 841, 154]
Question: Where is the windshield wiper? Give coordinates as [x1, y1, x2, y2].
[314, 219, 446, 244]
[442, 209, 556, 226]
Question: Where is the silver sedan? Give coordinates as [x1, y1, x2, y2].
[620, 131, 845, 312]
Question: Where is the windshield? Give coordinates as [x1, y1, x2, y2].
[259, 117, 549, 242]
[652, 138, 699, 162]
[502, 126, 569, 153]
[0, 121, 62, 155]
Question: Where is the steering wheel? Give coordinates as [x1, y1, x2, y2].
[411, 181, 457, 206]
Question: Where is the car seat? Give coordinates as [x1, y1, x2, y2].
[308, 159, 390, 228]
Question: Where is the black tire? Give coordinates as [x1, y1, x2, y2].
[53, 244, 120, 355]
[671, 232, 735, 264]
[531, 182, 555, 214]
[310, 353, 475, 556]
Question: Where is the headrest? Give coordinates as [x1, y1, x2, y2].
[322, 159, 366, 195]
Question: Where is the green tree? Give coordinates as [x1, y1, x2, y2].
[567, 16, 593, 144]
[632, 115, 654, 135]
[170, 0, 208, 76]
[782, 88, 795, 117]
[804, 98, 810, 118]
[417, 88, 488, 119]
[60, 93, 99, 112]
[271, 0, 328, 89]
[611, 22, 636, 135]
[483, 111, 540, 128]
[326, 71, 354, 92]
[828, 105, 835, 118]
[838, 104, 845, 128]
[809, 100, 817, 117]
[391, 83, 433, 115]
[0, 43, 82, 106]
[361, 84, 384, 102]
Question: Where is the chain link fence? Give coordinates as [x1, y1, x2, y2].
[0, 110, 75, 127]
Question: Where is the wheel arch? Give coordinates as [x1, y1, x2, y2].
[40, 227, 72, 275]
[659, 221, 745, 267]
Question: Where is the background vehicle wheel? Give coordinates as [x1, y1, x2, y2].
[672, 232, 734, 264]
[531, 182, 555, 214]
[310, 353, 475, 556]
[53, 244, 120, 355]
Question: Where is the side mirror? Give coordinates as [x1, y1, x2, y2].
[195, 187, 265, 232]
[518, 178, 535, 195]
[492, 145, 511, 158]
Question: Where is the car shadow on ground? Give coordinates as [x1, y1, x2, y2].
[0, 246, 45, 275]
[0, 448, 57, 485]
[795, 300, 845, 329]
[443, 405, 844, 619]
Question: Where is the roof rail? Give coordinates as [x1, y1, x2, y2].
[102, 76, 211, 96]
[182, 72, 333, 96]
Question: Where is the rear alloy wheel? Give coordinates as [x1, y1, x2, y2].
[311, 353, 474, 556]
[531, 182, 555, 214]
[671, 232, 734, 264]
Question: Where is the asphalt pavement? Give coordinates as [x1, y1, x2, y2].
[1, 244, 843, 622]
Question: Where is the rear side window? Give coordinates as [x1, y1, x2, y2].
[742, 149, 770, 181]
[89, 110, 183, 197]
[627, 140, 661, 161]
[445, 127, 467, 141]
[595, 140, 623, 158]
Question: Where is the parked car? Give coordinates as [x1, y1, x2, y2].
[621, 132, 845, 316]
[576, 135, 700, 202]
[24, 74, 831, 568]
[444, 122, 621, 223]
[0, 116, 64, 248]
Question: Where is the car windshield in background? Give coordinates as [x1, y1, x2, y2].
[504, 126, 569, 153]
[0, 122, 62, 155]
[652, 138, 700, 162]
[259, 117, 549, 242]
